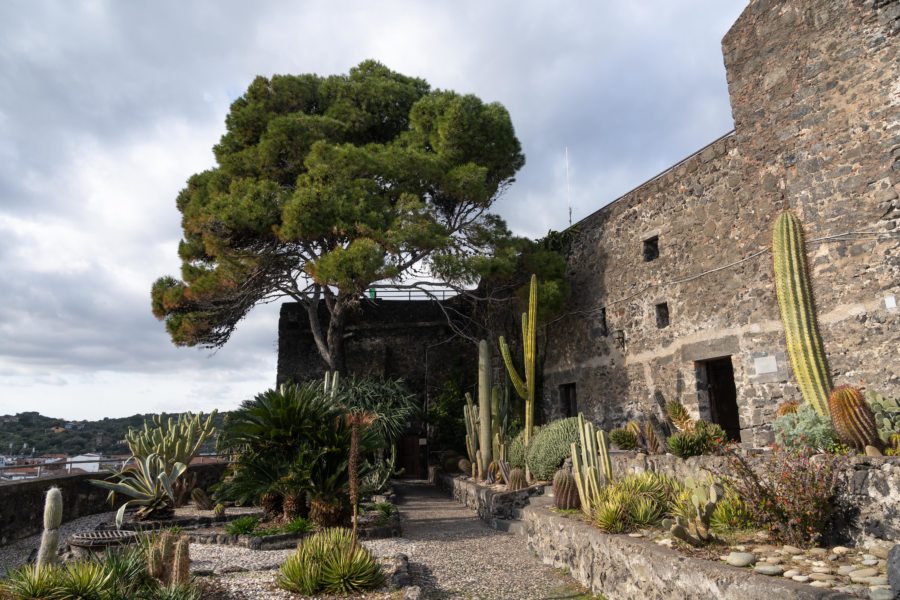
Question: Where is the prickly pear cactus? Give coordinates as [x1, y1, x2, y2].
[865, 390, 900, 445]
[552, 469, 580, 510]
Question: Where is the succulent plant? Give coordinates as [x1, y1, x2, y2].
[457, 458, 472, 475]
[662, 480, 724, 546]
[552, 469, 580, 510]
[865, 390, 900, 445]
[666, 420, 726, 458]
[643, 422, 661, 454]
[666, 401, 695, 432]
[497, 460, 511, 485]
[508, 468, 527, 491]
[609, 428, 637, 450]
[828, 385, 880, 450]
[776, 400, 800, 417]
[525, 417, 581, 481]
[463, 393, 479, 466]
[90, 453, 188, 527]
[499, 274, 538, 457]
[191, 487, 214, 510]
[36, 487, 62, 570]
[570, 413, 612, 517]
[213, 503, 226, 517]
[773, 211, 832, 416]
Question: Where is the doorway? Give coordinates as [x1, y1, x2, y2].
[696, 356, 741, 442]
[559, 383, 577, 418]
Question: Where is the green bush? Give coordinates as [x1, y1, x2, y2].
[507, 426, 540, 469]
[773, 405, 838, 453]
[526, 418, 581, 480]
[609, 428, 637, 450]
[277, 528, 383, 595]
[667, 420, 726, 458]
[225, 515, 259, 535]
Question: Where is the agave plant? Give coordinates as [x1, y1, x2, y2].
[90, 453, 187, 527]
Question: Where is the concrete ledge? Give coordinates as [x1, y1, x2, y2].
[522, 504, 850, 600]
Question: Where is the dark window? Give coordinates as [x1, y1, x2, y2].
[598, 308, 608, 337]
[655, 302, 670, 328]
[559, 383, 577, 418]
[643, 236, 659, 261]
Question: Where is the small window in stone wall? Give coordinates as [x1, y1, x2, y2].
[559, 383, 577, 418]
[598, 307, 608, 337]
[655, 302, 670, 328]
[643, 236, 659, 262]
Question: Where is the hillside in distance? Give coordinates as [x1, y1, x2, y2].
[0, 411, 226, 457]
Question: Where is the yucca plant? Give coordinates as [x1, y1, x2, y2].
[55, 560, 114, 600]
[2, 564, 60, 599]
[90, 453, 187, 527]
[593, 497, 628, 533]
[148, 583, 201, 600]
[277, 528, 383, 595]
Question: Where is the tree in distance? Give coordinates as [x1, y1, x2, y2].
[151, 60, 525, 372]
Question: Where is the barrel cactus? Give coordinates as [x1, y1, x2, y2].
[552, 469, 580, 510]
[457, 458, 472, 475]
[525, 417, 580, 481]
[508, 468, 527, 491]
[828, 385, 880, 450]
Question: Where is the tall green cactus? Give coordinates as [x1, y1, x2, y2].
[499, 274, 538, 451]
[37, 486, 62, 569]
[773, 211, 832, 415]
[125, 411, 217, 469]
[478, 339, 493, 470]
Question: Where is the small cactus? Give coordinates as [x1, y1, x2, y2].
[36, 487, 63, 569]
[661, 481, 723, 546]
[191, 487, 214, 510]
[828, 385, 880, 450]
[171, 537, 191, 586]
[776, 400, 800, 417]
[148, 531, 189, 586]
[457, 458, 471, 474]
[213, 503, 226, 518]
[552, 469, 580, 510]
[497, 460, 511, 485]
[643, 422, 660, 454]
[508, 468, 527, 491]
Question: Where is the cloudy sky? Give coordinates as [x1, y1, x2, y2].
[0, 0, 747, 420]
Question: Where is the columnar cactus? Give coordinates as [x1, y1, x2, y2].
[491, 386, 507, 462]
[773, 211, 832, 416]
[499, 274, 538, 457]
[478, 339, 493, 471]
[552, 469, 580, 510]
[171, 537, 191, 586]
[570, 413, 612, 517]
[148, 531, 176, 583]
[191, 487, 214, 510]
[36, 487, 62, 569]
[508, 468, 527, 491]
[828, 385, 880, 450]
[463, 392, 478, 465]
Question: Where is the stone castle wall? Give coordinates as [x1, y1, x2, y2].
[541, 0, 900, 445]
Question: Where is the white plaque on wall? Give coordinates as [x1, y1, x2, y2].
[885, 295, 897, 310]
[754, 355, 778, 375]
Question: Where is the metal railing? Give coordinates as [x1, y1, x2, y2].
[0, 454, 231, 482]
[364, 286, 459, 301]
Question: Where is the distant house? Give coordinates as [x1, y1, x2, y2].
[67, 453, 102, 473]
[50, 426, 66, 434]
[64, 422, 85, 431]
[0, 416, 18, 424]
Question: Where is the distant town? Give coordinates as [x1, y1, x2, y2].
[0, 411, 224, 482]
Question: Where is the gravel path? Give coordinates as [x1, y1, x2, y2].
[394, 481, 591, 600]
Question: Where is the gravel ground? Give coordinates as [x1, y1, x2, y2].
[393, 481, 591, 600]
[0, 510, 117, 576]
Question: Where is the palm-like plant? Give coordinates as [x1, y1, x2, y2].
[335, 378, 417, 448]
[90, 453, 187, 527]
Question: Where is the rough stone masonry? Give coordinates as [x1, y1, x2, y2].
[541, 0, 899, 445]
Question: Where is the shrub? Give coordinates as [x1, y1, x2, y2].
[277, 528, 383, 595]
[609, 428, 637, 450]
[726, 448, 843, 546]
[525, 417, 580, 480]
[667, 420, 726, 458]
[773, 405, 838, 453]
[225, 515, 259, 535]
[507, 426, 541, 469]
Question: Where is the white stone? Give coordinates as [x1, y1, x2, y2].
[726, 552, 756, 567]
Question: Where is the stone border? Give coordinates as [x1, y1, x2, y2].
[434, 471, 547, 532]
[522, 504, 848, 600]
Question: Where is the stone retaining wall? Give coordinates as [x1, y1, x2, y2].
[522, 504, 847, 600]
[434, 471, 546, 531]
[612, 452, 900, 545]
[0, 463, 227, 545]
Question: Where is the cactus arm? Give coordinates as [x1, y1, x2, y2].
[773, 212, 832, 415]
[597, 430, 612, 483]
[499, 336, 527, 399]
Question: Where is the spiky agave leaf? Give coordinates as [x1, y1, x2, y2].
[2, 564, 61, 599]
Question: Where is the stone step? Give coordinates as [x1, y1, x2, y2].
[493, 519, 525, 535]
